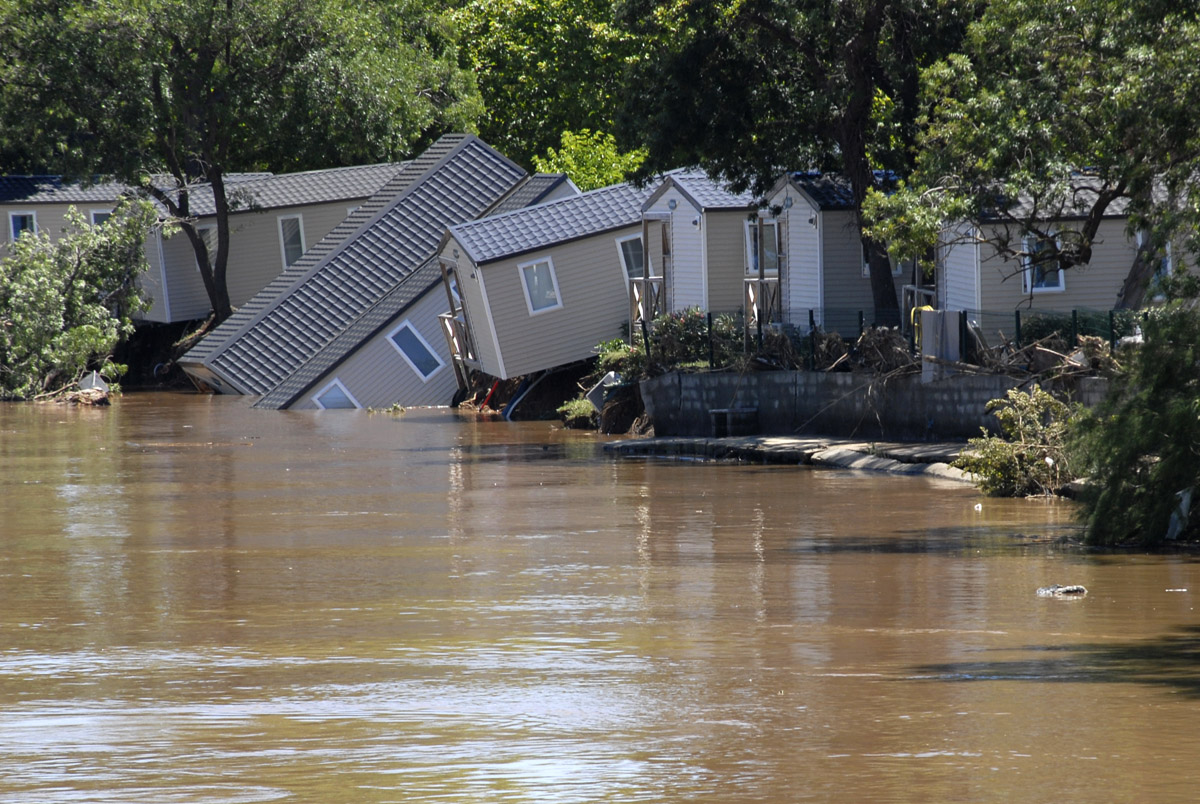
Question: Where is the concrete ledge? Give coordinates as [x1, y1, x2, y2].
[604, 435, 973, 482]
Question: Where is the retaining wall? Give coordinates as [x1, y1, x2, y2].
[641, 371, 1109, 440]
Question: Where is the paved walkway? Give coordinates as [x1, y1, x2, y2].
[603, 435, 972, 482]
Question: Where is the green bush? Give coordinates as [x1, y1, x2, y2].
[649, 308, 742, 370]
[953, 385, 1078, 496]
[0, 200, 161, 400]
[1073, 300, 1200, 545]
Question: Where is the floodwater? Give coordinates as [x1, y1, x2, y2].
[1, 393, 1199, 803]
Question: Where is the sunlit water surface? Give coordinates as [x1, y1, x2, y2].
[2, 392, 1199, 803]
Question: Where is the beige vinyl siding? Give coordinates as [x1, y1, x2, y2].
[483, 227, 635, 379]
[978, 218, 1136, 312]
[774, 192, 821, 326]
[705, 210, 749, 314]
[156, 200, 362, 322]
[819, 210, 875, 317]
[293, 289, 458, 410]
[444, 239, 502, 377]
[1, 203, 71, 255]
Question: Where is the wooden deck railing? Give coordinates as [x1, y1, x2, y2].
[439, 312, 478, 390]
[629, 276, 666, 333]
[744, 276, 782, 329]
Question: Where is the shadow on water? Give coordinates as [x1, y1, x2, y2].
[912, 624, 1200, 696]
[788, 525, 1085, 556]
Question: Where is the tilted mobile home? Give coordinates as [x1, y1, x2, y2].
[441, 180, 661, 382]
[179, 134, 532, 410]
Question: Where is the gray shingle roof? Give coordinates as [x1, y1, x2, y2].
[0, 176, 128, 204]
[181, 161, 430, 366]
[450, 179, 658, 266]
[485, 173, 575, 216]
[182, 134, 526, 396]
[786, 173, 859, 210]
[181, 163, 403, 217]
[666, 169, 758, 209]
[254, 177, 579, 409]
[0, 164, 398, 215]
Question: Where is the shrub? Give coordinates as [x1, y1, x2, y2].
[953, 385, 1078, 496]
[1073, 300, 1200, 545]
[0, 200, 162, 400]
[649, 307, 742, 370]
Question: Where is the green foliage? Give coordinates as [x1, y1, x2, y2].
[0, 200, 161, 400]
[617, 0, 972, 318]
[452, 0, 643, 167]
[595, 337, 647, 380]
[648, 308, 741, 371]
[1073, 301, 1200, 545]
[953, 385, 1078, 497]
[867, 0, 1200, 302]
[532, 129, 646, 191]
[556, 396, 598, 428]
[0, 0, 481, 321]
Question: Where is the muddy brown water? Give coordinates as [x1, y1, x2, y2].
[2, 392, 1199, 803]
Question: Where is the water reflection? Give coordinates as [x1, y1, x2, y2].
[2, 393, 1199, 803]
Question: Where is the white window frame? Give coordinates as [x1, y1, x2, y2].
[9, 211, 37, 242]
[518, 256, 563, 315]
[1022, 233, 1066, 294]
[615, 233, 645, 283]
[313, 378, 361, 410]
[278, 214, 306, 269]
[194, 224, 217, 273]
[744, 218, 780, 276]
[89, 209, 112, 226]
[387, 320, 445, 381]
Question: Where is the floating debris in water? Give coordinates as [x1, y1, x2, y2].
[1036, 584, 1088, 598]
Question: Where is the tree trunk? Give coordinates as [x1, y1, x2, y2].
[1116, 242, 1159, 310]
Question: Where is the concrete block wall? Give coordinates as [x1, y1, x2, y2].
[641, 370, 1054, 440]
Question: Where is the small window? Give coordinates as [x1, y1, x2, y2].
[90, 210, 112, 226]
[313, 378, 360, 409]
[519, 257, 562, 314]
[388, 321, 444, 380]
[616, 234, 645, 279]
[9, 211, 36, 241]
[1023, 235, 1065, 293]
[279, 215, 306, 268]
[745, 219, 779, 275]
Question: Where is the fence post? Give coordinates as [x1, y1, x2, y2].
[808, 309, 816, 371]
[1014, 310, 1022, 350]
[858, 310, 865, 339]
[708, 311, 714, 369]
[640, 316, 651, 357]
[959, 311, 968, 362]
[1071, 310, 1078, 345]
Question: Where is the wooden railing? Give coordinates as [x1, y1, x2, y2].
[439, 312, 478, 390]
[744, 276, 781, 329]
[629, 276, 666, 334]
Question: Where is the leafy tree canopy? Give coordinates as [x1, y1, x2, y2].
[0, 200, 164, 400]
[532, 129, 646, 191]
[616, 0, 976, 317]
[451, 0, 644, 168]
[0, 0, 482, 321]
[864, 0, 1200, 305]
